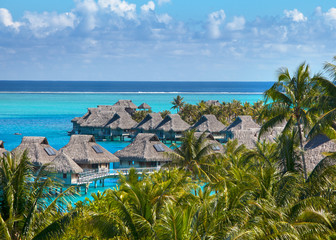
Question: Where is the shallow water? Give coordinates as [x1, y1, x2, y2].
[0, 92, 263, 202]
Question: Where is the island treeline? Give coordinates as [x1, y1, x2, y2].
[2, 58, 336, 239]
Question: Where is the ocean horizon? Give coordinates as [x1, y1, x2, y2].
[0, 80, 274, 93]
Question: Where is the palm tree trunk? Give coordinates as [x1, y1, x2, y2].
[297, 122, 307, 180]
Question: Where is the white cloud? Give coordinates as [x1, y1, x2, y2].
[0, 8, 21, 30]
[75, 0, 98, 30]
[324, 8, 336, 21]
[227, 16, 245, 30]
[207, 9, 226, 39]
[23, 11, 77, 37]
[157, 0, 170, 6]
[141, 1, 155, 12]
[157, 13, 172, 24]
[284, 9, 307, 22]
[98, 0, 136, 20]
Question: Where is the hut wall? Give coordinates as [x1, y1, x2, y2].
[120, 160, 141, 168]
[57, 173, 72, 185]
[71, 173, 79, 184]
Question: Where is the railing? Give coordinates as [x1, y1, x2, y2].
[76, 167, 159, 185]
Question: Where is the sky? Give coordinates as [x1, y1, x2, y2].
[0, 0, 336, 81]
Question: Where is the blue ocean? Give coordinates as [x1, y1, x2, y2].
[0, 80, 272, 202]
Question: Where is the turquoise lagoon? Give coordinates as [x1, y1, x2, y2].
[0, 92, 263, 202]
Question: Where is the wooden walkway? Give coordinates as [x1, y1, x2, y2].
[75, 167, 159, 186]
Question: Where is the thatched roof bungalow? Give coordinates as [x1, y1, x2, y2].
[222, 116, 260, 148]
[0, 141, 7, 157]
[12, 137, 58, 166]
[304, 134, 336, 173]
[113, 100, 138, 115]
[48, 152, 83, 185]
[61, 135, 119, 170]
[115, 133, 173, 168]
[134, 113, 163, 133]
[138, 103, 151, 110]
[191, 115, 225, 137]
[104, 112, 137, 139]
[205, 100, 221, 107]
[155, 114, 190, 141]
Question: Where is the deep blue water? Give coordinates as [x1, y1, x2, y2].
[0, 81, 273, 93]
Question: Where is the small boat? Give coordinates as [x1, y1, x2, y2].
[14, 133, 22, 135]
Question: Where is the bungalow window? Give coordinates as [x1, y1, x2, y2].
[63, 173, 67, 179]
[129, 161, 131, 166]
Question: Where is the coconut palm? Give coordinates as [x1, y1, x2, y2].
[260, 63, 319, 180]
[0, 151, 76, 240]
[171, 95, 185, 113]
[169, 130, 217, 182]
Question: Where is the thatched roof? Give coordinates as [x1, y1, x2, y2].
[191, 115, 225, 133]
[80, 110, 115, 128]
[155, 114, 190, 132]
[205, 100, 221, 106]
[105, 112, 137, 130]
[228, 130, 259, 149]
[0, 141, 7, 157]
[113, 100, 137, 109]
[134, 113, 163, 131]
[138, 103, 151, 110]
[115, 133, 173, 162]
[304, 134, 336, 173]
[193, 132, 224, 153]
[48, 152, 83, 174]
[224, 115, 260, 132]
[97, 105, 127, 112]
[61, 135, 119, 164]
[12, 137, 58, 166]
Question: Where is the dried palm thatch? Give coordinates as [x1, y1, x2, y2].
[205, 100, 221, 106]
[113, 100, 138, 109]
[61, 135, 119, 164]
[12, 137, 58, 166]
[155, 114, 190, 132]
[138, 103, 151, 110]
[105, 112, 137, 130]
[191, 115, 226, 133]
[115, 133, 173, 162]
[0, 140, 7, 157]
[304, 134, 336, 173]
[225, 115, 260, 131]
[48, 152, 83, 174]
[80, 110, 115, 128]
[134, 113, 163, 131]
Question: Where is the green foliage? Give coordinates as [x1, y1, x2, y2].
[0, 151, 77, 240]
[132, 110, 152, 123]
[159, 110, 171, 119]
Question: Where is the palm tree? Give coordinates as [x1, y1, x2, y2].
[324, 56, 336, 82]
[171, 95, 184, 113]
[168, 130, 217, 182]
[0, 151, 76, 240]
[260, 63, 318, 180]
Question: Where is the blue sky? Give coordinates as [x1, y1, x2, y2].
[0, 0, 336, 81]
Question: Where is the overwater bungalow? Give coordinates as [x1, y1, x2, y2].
[0, 141, 8, 157]
[12, 137, 58, 166]
[79, 109, 115, 136]
[138, 103, 151, 111]
[133, 113, 163, 134]
[48, 152, 83, 185]
[205, 100, 221, 107]
[104, 112, 137, 140]
[60, 135, 119, 171]
[222, 115, 260, 148]
[191, 115, 226, 140]
[304, 134, 336, 173]
[112, 100, 138, 115]
[115, 133, 173, 168]
[155, 114, 190, 141]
